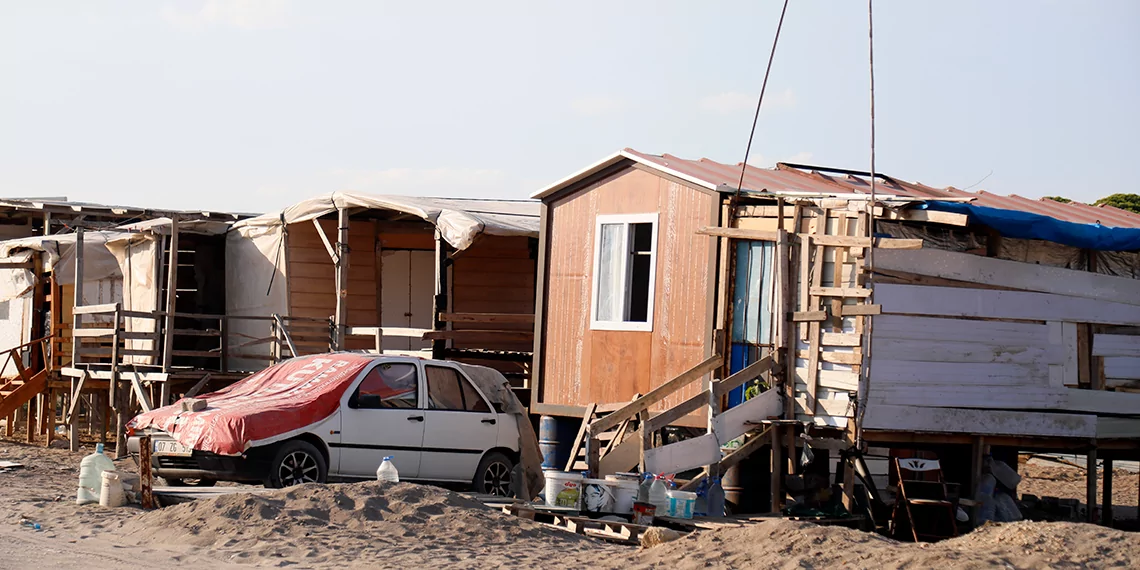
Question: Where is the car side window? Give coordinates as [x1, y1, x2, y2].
[351, 363, 418, 409]
[426, 366, 490, 413]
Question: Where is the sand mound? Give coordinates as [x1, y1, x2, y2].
[629, 519, 1139, 570]
[116, 482, 611, 567]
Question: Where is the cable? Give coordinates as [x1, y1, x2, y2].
[856, 0, 876, 449]
[735, 0, 791, 195]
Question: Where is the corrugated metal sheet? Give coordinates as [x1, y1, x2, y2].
[545, 149, 1140, 229]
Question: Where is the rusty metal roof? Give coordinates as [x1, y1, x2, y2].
[532, 149, 1140, 229]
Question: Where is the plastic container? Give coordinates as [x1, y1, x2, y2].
[544, 470, 583, 509]
[706, 477, 725, 517]
[648, 474, 669, 514]
[99, 471, 126, 507]
[538, 416, 560, 470]
[581, 478, 615, 513]
[632, 501, 657, 525]
[605, 476, 640, 514]
[376, 456, 399, 483]
[637, 473, 653, 503]
[666, 490, 697, 519]
[77, 443, 115, 505]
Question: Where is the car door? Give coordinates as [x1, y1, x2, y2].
[419, 364, 500, 482]
[335, 359, 425, 479]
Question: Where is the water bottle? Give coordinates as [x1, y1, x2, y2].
[706, 477, 726, 517]
[637, 472, 653, 503]
[77, 443, 116, 505]
[694, 477, 709, 517]
[376, 456, 399, 483]
[648, 474, 669, 514]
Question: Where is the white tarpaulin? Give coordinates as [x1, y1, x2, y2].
[0, 232, 128, 286]
[231, 192, 539, 251]
[0, 251, 34, 376]
[105, 234, 160, 364]
[225, 226, 289, 372]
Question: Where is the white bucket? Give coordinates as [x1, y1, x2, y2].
[581, 478, 615, 513]
[666, 490, 697, 519]
[99, 471, 126, 508]
[544, 471, 583, 509]
[608, 479, 639, 514]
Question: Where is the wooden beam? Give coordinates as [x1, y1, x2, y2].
[312, 218, 339, 264]
[184, 373, 213, 399]
[770, 424, 783, 513]
[333, 208, 350, 350]
[1087, 446, 1098, 524]
[564, 403, 596, 472]
[1102, 457, 1113, 526]
[885, 208, 969, 226]
[439, 312, 535, 324]
[697, 226, 780, 241]
[801, 234, 923, 249]
[713, 355, 775, 399]
[791, 310, 827, 322]
[64, 371, 88, 424]
[421, 330, 534, 343]
[590, 355, 722, 434]
[645, 390, 708, 433]
[838, 304, 881, 316]
[130, 374, 154, 413]
[161, 218, 179, 372]
[809, 287, 872, 298]
[876, 283, 1140, 326]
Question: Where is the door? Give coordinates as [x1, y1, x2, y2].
[419, 364, 500, 481]
[336, 360, 425, 478]
[380, 250, 435, 352]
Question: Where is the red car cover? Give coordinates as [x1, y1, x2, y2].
[127, 353, 375, 456]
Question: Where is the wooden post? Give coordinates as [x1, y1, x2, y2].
[704, 372, 721, 485]
[770, 424, 783, 513]
[44, 390, 55, 447]
[69, 228, 85, 452]
[638, 410, 650, 473]
[1086, 446, 1098, 524]
[431, 231, 449, 360]
[586, 428, 600, 478]
[971, 436, 986, 520]
[139, 434, 154, 509]
[333, 208, 350, 350]
[162, 217, 179, 372]
[1102, 458, 1113, 527]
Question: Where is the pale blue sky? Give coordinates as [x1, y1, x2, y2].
[1, 1, 1136, 213]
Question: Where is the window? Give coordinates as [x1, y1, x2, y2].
[426, 366, 491, 412]
[351, 363, 418, 409]
[591, 213, 658, 331]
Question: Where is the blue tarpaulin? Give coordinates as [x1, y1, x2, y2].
[917, 201, 1140, 252]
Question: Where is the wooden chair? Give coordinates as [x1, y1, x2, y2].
[891, 457, 959, 542]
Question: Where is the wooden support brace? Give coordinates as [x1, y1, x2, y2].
[564, 403, 596, 472]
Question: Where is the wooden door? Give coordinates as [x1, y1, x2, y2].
[380, 250, 434, 352]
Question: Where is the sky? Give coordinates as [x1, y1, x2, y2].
[0, 0, 1137, 214]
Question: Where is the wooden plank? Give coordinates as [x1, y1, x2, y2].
[421, 330, 534, 343]
[312, 218, 339, 263]
[71, 329, 116, 338]
[712, 388, 783, 443]
[1093, 334, 1140, 357]
[439, 312, 535, 325]
[564, 403, 596, 472]
[697, 227, 780, 241]
[876, 283, 1140, 326]
[72, 303, 119, 315]
[791, 310, 827, 322]
[862, 403, 1097, 438]
[875, 248, 1140, 308]
[643, 433, 720, 476]
[874, 314, 1050, 344]
[712, 355, 774, 399]
[869, 337, 1063, 365]
[838, 304, 881, 316]
[130, 375, 154, 413]
[801, 234, 923, 249]
[797, 349, 861, 366]
[870, 359, 1052, 387]
[794, 395, 854, 417]
[809, 287, 871, 298]
[717, 426, 771, 473]
[590, 355, 722, 434]
[884, 208, 969, 226]
[794, 367, 858, 391]
[598, 428, 642, 475]
[1103, 357, 1140, 380]
[645, 390, 708, 433]
[820, 332, 861, 347]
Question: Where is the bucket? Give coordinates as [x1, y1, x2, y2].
[99, 471, 126, 508]
[544, 470, 583, 509]
[666, 490, 697, 519]
[608, 479, 639, 514]
[632, 501, 657, 525]
[538, 416, 560, 470]
[605, 472, 640, 484]
[581, 478, 615, 513]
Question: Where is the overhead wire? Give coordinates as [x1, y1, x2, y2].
[734, 0, 791, 196]
[856, 0, 877, 449]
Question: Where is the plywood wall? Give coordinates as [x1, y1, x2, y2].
[539, 168, 717, 410]
[451, 235, 535, 352]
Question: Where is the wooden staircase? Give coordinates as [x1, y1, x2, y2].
[0, 337, 52, 435]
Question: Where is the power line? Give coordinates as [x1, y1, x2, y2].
[735, 0, 791, 195]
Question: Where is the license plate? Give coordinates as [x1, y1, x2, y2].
[153, 439, 192, 457]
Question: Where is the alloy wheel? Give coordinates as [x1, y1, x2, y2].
[279, 451, 319, 486]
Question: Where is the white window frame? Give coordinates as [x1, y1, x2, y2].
[589, 213, 659, 332]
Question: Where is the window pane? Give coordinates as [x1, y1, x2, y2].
[459, 378, 491, 412]
[627, 223, 654, 322]
[354, 363, 418, 409]
[426, 366, 466, 411]
[595, 223, 623, 321]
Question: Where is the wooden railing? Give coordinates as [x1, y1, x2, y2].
[0, 335, 54, 440]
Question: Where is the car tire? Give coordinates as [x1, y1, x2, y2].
[161, 477, 217, 487]
[266, 440, 328, 489]
[473, 451, 515, 497]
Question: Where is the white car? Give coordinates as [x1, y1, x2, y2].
[128, 355, 524, 496]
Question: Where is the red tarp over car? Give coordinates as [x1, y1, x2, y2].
[127, 353, 374, 456]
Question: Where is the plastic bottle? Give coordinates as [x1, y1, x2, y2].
[376, 456, 399, 483]
[706, 477, 726, 518]
[694, 478, 709, 517]
[637, 473, 653, 503]
[77, 443, 116, 505]
[648, 474, 669, 514]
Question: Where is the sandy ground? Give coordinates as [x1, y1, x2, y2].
[1019, 457, 1139, 510]
[1, 438, 1138, 569]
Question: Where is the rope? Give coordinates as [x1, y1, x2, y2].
[857, 0, 877, 449]
[734, 0, 791, 195]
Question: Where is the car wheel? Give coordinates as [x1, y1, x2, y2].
[266, 440, 327, 489]
[474, 452, 514, 497]
[161, 477, 217, 487]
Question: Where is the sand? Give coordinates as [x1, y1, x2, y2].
[1, 438, 1137, 569]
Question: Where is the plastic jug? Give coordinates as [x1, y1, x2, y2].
[637, 473, 653, 503]
[706, 477, 726, 517]
[99, 471, 126, 507]
[77, 443, 115, 505]
[648, 474, 669, 513]
[376, 456, 399, 483]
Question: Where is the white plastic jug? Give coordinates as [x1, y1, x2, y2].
[99, 471, 126, 508]
[648, 475, 669, 514]
[77, 443, 115, 505]
[376, 455, 399, 483]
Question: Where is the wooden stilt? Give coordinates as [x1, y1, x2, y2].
[1086, 446, 1098, 524]
[44, 389, 55, 446]
[770, 424, 783, 513]
[139, 434, 154, 509]
[26, 398, 36, 443]
[1101, 458, 1113, 527]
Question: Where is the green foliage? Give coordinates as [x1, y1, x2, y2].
[1043, 196, 1072, 204]
[1094, 193, 1140, 214]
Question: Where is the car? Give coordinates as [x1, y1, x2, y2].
[126, 353, 529, 496]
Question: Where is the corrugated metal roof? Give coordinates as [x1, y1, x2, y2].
[533, 149, 1140, 229]
[0, 197, 253, 220]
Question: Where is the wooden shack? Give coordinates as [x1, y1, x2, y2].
[531, 149, 1140, 525]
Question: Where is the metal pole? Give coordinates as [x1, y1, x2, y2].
[162, 217, 179, 372]
[333, 208, 350, 350]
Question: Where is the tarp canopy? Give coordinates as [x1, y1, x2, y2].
[231, 191, 540, 251]
[919, 201, 1140, 252]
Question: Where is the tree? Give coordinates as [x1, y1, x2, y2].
[1094, 193, 1140, 214]
[1043, 196, 1072, 204]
